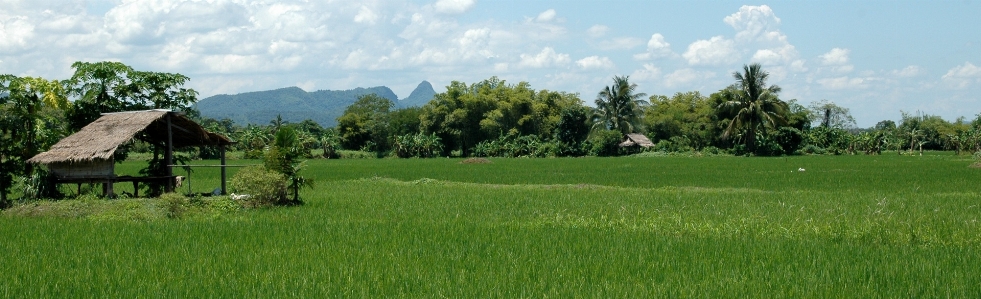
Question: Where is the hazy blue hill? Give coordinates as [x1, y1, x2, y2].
[196, 86, 399, 127]
[398, 81, 436, 108]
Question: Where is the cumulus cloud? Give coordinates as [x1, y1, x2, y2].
[598, 37, 644, 51]
[586, 24, 608, 38]
[683, 36, 738, 66]
[536, 9, 557, 22]
[354, 6, 379, 24]
[576, 56, 614, 70]
[630, 64, 662, 82]
[818, 76, 867, 89]
[0, 16, 36, 54]
[892, 65, 921, 77]
[941, 62, 981, 88]
[434, 0, 475, 14]
[664, 68, 715, 88]
[518, 47, 570, 68]
[724, 5, 781, 43]
[633, 33, 672, 60]
[719, 5, 802, 72]
[820, 48, 850, 65]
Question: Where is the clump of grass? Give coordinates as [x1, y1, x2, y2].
[460, 157, 492, 164]
[2, 193, 242, 221]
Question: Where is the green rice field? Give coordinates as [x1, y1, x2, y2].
[1, 154, 979, 297]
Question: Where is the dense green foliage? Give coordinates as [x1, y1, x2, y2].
[2, 155, 980, 296]
[264, 127, 313, 204]
[419, 77, 583, 156]
[593, 75, 648, 134]
[229, 166, 287, 207]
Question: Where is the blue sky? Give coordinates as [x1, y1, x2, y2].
[1, 0, 979, 127]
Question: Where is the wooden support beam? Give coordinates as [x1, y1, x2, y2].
[165, 112, 174, 193]
[220, 145, 227, 195]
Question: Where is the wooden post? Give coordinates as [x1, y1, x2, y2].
[165, 112, 174, 193]
[220, 144, 227, 195]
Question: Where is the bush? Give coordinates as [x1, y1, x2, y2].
[229, 166, 287, 208]
[801, 145, 826, 155]
[161, 192, 190, 219]
[393, 133, 443, 158]
[589, 130, 623, 157]
[701, 146, 723, 155]
[338, 150, 376, 159]
[244, 149, 264, 159]
[472, 134, 557, 158]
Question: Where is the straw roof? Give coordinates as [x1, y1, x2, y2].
[28, 110, 232, 164]
[619, 133, 655, 148]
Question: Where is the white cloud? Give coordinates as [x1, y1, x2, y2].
[536, 9, 557, 22]
[576, 56, 614, 70]
[941, 62, 981, 88]
[630, 63, 662, 82]
[586, 24, 608, 38]
[0, 16, 36, 54]
[434, 0, 475, 14]
[664, 68, 715, 88]
[633, 33, 672, 60]
[598, 37, 644, 51]
[518, 47, 570, 68]
[820, 48, 850, 65]
[817, 76, 867, 89]
[892, 65, 921, 77]
[724, 5, 781, 43]
[683, 36, 738, 66]
[354, 6, 379, 25]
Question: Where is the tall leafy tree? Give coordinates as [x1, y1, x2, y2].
[593, 75, 648, 135]
[0, 75, 70, 201]
[644, 91, 715, 150]
[717, 63, 789, 154]
[127, 70, 199, 117]
[808, 100, 856, 129]
[337, 93, 394, 151]
[265, 127, 312, 204]
[65, 61, 134, 131]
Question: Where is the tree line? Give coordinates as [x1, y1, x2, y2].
[4, 61, 981, 200]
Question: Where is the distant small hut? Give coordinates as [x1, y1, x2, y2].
[618, 133, 655, 148]
[28, 109, 233, 197]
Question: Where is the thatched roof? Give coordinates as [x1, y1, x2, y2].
[619, 133, 655, 148]
[28, 110, 232, 164]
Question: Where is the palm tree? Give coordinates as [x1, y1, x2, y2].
[593, 76, 648, 135]
[718, 63, 789, 154]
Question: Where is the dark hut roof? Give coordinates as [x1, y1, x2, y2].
[28, 110, 232, 164]
[619, 133, 655, 148]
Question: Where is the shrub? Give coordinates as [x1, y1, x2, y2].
[161, 192, 190, 219]
[244, 149, 265, 159]
[472, 134, 557, 158]
[701, 146, 723, 155]
[589, 130, 623, 157]
[801, 145, 826, 155]
[393, 133, 443, 158]
[229, 166, 287, 208]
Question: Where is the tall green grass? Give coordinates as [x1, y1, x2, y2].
[2, 154, 979, 297]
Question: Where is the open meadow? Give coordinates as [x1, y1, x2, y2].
[2, 154, 980, 297]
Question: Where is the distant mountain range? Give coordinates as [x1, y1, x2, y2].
[195, 81, 436, 127]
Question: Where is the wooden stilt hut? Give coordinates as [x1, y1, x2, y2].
[619, 133, 655, 149]
[27, 109, 233, 197]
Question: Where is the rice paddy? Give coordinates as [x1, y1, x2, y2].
[1, 153, 979, 297]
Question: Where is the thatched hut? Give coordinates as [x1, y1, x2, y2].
[28, 110, 233, 197]
[619, 133, 655, 148]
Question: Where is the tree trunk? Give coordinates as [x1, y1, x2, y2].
[746, 126, 757, 154]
